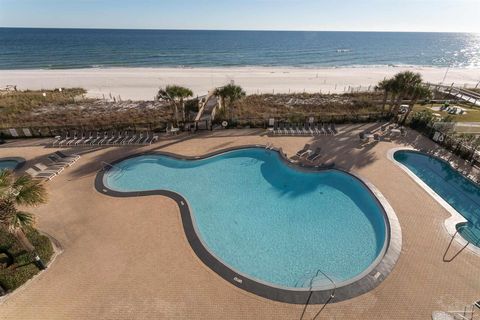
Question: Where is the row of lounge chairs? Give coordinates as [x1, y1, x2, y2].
[52, 131, 159, 147]
[271, 123, 338, 136]
[25, 151, 80, 181]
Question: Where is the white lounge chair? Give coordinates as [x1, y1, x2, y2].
[33, 163, 64, 175]
[295, 144, 311, 157]
[48, 154, 76, 166]
[55, 151, 80, 161]
[25, 168, 56, 181]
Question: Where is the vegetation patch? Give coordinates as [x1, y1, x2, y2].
[0, 88, 86, 114]
[233, 92, 383, 120]
[0, 228, 53, 292]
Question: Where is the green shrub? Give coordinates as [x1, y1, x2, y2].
[0, 228, 53, 292]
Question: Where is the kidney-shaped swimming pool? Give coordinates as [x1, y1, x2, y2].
[99, 147, 395, 302]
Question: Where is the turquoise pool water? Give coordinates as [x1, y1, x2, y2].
[394, 150, 480, 247]
[104, 148, 387, 289]
[0, 160, 20, 170]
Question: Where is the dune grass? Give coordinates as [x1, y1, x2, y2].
[0, 88, 86, 113]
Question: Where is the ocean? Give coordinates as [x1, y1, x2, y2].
[0, 28, 479, 70]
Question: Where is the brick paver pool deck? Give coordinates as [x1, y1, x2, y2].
[0, 124, 478, 319]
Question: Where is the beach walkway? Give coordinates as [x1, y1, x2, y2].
[428, 83, 480, 106]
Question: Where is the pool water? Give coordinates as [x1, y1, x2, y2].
[394, 150, 480, 247]
[104, 148, 387, 289]
[0, 160, 20, 170]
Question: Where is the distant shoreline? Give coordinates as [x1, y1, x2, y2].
[1, 66, 479, 100]
[2, 64, 480, 72]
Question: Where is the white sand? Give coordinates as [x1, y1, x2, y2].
[1, 67, 479, 101]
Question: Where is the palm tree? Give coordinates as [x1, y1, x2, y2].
[375, 78, 395, 112]
[214, 84, 246, 120]
[392, 71, 423, 116]
[400, 84, 432, 125]
[156, 85, 193, 125]
[0, 170, 48, 268]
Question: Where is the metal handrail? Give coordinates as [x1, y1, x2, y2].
[101, 161, 124, 172]
[299, 268, 336, 320]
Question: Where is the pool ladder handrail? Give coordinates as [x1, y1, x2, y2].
[300, 268, 336, 320]
[101, 161, 126, 178]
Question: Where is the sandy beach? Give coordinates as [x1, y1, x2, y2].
[1, 66, 479, 101]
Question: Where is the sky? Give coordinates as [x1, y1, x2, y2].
[0, 0, 479, 33]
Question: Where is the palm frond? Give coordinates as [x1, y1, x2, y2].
[10, 210, 35, 231]
[0, 169, 13, 195]
[13, 175, 47, 206]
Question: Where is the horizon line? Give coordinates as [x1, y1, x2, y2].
[0, 26, 478, 34]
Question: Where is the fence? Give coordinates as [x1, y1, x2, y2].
[0, 112, 391, 139]
[214, 112, 391, 129]
[0, 122, 172, 139]
[410, 121, 480, 168]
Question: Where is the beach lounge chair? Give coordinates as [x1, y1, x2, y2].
[137, 132, 148, 144]
[131, 132, 143, 144]
[330, 123, 338, 134]
[295, 144, 311, 157]
[55, 151, 80, 160]
[89, 132, 102, 145]
[306, 147, 322, 162]
[300, 124, 307, 135]
[48, 155, 75, 167]
[318, 124, 325, 135]
[97, 131, 110, 145]
[121, 132, 133, 144]
[106, 131, 120, 145]
[33, 163, 64, 175]
[289, 124, 296, 135]
[66, 131, 79, 146]
[295, 125, 302, 135]
[25, 168, 56, 181]
[273, 123, 278, 135]
[52, 132, 67, 147]
[127, 132, 139, 144]
[83, 131, 96, 145]
[142, 132, 152, 144]
[112, 131, 125, 144]
[324, 123, 332, 135]
[282, 123, 288, 135]
[121, 131, 133, 144]
[90, 132, 103, 145]
[306, 123, 313, 135]
[75, 131, 89, 146]
[105, 131, 117, 145]
[274, 123, 281, 135]
[267, 118, 275, 134]
[58, 132, 72, 146]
